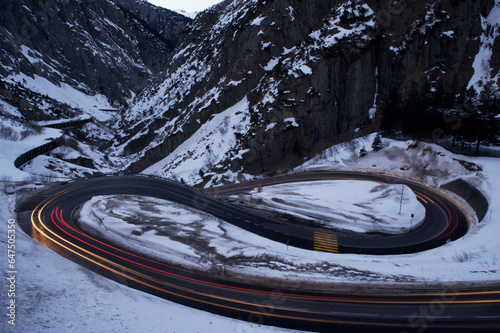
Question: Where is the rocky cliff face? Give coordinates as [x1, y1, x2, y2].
[0, 0, 190, 114]
[113, 0, 497, 185]
[113, 0, 191, 45]
[369, 0, 494, 96]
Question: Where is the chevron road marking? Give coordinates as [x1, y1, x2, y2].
[314, 231, 339, 253]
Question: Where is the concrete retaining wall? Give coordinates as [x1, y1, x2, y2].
[14, 138, 62, 168]
[441, 179, 489, 222]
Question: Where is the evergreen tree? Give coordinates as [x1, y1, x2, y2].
[380, 88, 402, 134]
[372, 133, 384, 151]
[401, 84, 424, 138]
[476, 81, 500, 152]
[458, 83, 499, 153]
[458, 86, 479, 149]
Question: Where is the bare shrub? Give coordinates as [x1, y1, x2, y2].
[452, 250, 479, 263]
[0, 124, 19, 140]
[19, 121, 45, 140]
[0, 175, 13, 182]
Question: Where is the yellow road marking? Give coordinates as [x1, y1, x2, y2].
[27, 182, 500, 318]
[416, 194, 428, 204]
[415, 192, 435, 204]
[314, 232, 339, 253]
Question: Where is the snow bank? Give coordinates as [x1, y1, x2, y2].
[298, 134, 474, 187]
[250, 180, 425, 234]
[0, 117, 62, 181]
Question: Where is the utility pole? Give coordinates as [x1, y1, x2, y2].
[399, 184, 404, 215]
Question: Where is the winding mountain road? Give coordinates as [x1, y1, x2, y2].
[15, 173, 500, 332]
[207, 171, 469, 254]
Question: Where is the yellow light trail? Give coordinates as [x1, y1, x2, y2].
[32, 188, 500, 305]
[27, 184, 500, 332]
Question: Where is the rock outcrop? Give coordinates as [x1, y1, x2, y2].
[114, 0, 497, 184]
[0, 0, 190, 110]
[113, 0, 191, 44]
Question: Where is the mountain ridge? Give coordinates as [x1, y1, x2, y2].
[0, 0, 190, 117]
[0, 0, 498, 185]
[113, 0, 499, 185]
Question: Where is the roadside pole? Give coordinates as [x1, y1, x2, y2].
[399, 184, 404, 215]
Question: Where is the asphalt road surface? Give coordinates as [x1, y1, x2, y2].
[207, 171, 469, 254]
[15, 173, 500, 332]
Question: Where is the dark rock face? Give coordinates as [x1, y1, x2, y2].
[113, 0, 191, 45]
[0, 0, 189, 108]
[5, 0, 492, 182]
[115, 0, 497, 180]
[369, 0, 489, 96]
[116, 0, 493, 179]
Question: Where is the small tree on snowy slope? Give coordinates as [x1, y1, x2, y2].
[477, 81, 500, 152]
[372, 133, 384, 151]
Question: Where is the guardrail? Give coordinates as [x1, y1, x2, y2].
[44, 118, 92, 130]
[14, 137, 63, 169]
[441, 179, 489, 222]
[14, 118, 92, 170]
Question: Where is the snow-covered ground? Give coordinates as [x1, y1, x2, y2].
[0, 118, 62, 181]
[5, 73, 117, 122]
[76, 136, 499, 286]
[244, 180, 425, 234]
[73, 187, 429, 286]
[1, 117, 498, 332]
[297, 134, 479, 188]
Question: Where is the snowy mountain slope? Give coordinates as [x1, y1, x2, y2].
[0, 0, 498, 184]
[114, 0, 498, 185]
[469, 0, 500, 89]
[0, 0, 188, 114]
[114, 0, 379, 176]
[143, 96, 253, 185]
[0, 0, 194, 178]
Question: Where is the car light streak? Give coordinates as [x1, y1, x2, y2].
[17, 173, 499, 331]
[33, 210, 493, 330]
[416, 186, 459, 240]
[29, 204, 412, 328]
[437, 202, 460, 241]
[415, 194, 429, 204]
[414, 190, 435, 204]
[32, 190, 499, 307]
